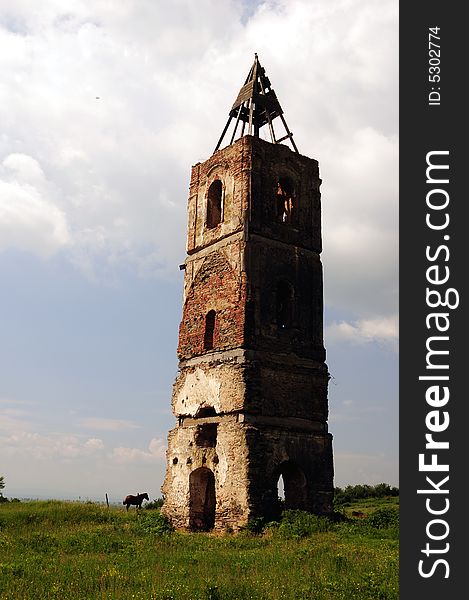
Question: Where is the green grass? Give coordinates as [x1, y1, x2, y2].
[0, 499, 398, 599]
[340, 495, 399, 515]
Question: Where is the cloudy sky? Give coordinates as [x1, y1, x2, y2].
[0, 0, 398, 502]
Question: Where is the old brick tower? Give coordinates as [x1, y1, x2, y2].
[161, 55, 334, 531]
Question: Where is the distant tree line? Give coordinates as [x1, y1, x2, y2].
[334, 483, 399, 505]
[0, 475, 20, 504]
[0, 475, 8, 503]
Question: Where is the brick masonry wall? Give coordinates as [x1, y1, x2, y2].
[177, 244, 247, 359]
[187, 138, 251, 255]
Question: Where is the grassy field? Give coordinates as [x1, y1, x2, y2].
[0, 498, 398, 600]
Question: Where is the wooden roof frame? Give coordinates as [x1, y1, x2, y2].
[214, 54, 299, 154]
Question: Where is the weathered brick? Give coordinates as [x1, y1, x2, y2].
[162, 136, 334, 531]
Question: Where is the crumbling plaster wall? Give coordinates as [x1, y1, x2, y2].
[161, 419, 252, 530]
[172, 359, 246, 417]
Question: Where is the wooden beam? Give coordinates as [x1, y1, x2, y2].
[214, 116, 233, 153]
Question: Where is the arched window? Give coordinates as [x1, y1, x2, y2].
[204, 310, 216, 350]
[275, 177, 296, 224]
[275, 461, 307, 511]
[276, 281, 293, 329]
[207, 180, 223, 228]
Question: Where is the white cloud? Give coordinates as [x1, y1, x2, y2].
[84, 437, 105, 450]
[0, 0, 398, 314]
[0, 153, 71, 257]
[79, 417, 141, 431]
[326, 314, 398, 351]
[3, 153, 46, 183]
[110, 437, 166, 464]
[0, 430, 105, 460]
[0, 423, 162, 465]
[0, 398, 32, 405]
[322, 128, 398, 317]
[0, 400, 162, 474]
[0, 400, 37, 432]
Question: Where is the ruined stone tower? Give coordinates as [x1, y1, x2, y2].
[161, 55, 333, 531]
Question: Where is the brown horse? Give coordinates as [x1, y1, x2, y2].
[123, 492, 149, 511]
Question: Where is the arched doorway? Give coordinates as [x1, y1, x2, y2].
[275, 461, 307, 511]
[189, 467, 216, 531]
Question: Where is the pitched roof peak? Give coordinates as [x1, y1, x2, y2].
[214, 54, 298, 154]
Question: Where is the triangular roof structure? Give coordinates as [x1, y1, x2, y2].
[214, 54, 299, 154]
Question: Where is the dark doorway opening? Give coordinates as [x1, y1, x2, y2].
[189, 467, 216, 531]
